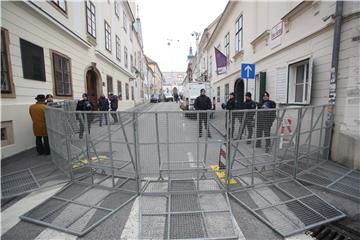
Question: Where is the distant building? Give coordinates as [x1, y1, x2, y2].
[145, 55, 163, 95]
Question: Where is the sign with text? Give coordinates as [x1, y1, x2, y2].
[270, 21, 283, 49]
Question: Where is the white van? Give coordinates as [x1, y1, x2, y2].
[183, 82, 212, 110]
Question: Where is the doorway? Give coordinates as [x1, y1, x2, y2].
[234, 78, 244, 108]
[86, 69, 99, 110]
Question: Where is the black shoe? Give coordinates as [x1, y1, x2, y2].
[246, 141, 251, 144]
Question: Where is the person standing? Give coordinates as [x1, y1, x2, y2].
[256, 91, 276, 152]
[29, 94, 50, 155]
[241, 92, 257, 144]
[222, 92, 236, 138]
[194, 89, 212, 138]
[98, 95, 109, 126]
[109, 93, 118, 123]
[76, 93, 94, 138]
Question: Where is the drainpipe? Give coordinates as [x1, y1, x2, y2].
[324, 1, 343, 160]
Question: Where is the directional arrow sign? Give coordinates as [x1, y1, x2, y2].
[241, 63, 255, 79]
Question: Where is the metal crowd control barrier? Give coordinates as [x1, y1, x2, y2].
[18, 104, 354, 238]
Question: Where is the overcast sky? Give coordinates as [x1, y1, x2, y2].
[136, 0, 228, 72]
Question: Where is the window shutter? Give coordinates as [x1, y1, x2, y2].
[275, 67, 287, 103]
[259, 72, 266, 103]
[306, 58, 313, 104]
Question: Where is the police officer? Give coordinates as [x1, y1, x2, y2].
[222, 92, 236, 138]
[241, 92, 256, 144]
[256, 91, 276, 153]
[194, 89, 212, 138]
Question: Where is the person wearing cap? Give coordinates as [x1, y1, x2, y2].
[240, 92, 257, 144]
[76, 93, 94, 138]
[222, 92, 237, 138]
[194, 88, 212, 138]
[256, 91, 276, 152]
[29, 94, 50, 155]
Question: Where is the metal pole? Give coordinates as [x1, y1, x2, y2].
[293, 108, 303, 179]
[226, 110, 232, 192]
[324, 1, 343, 159]
[133, 112, 140, 194]
[166, 112, 170, 188]
[318, 106, 326, 162]
[155, 112, 162, 179]
[84, 113, 93, 184]
[107, 112, 115, 187]
[64, 111, 73, 180]
[306, 107, 315, 168]
[197, 112, 200, 190]
[203, 111, 209, 179]
[252, 109, 258, 186]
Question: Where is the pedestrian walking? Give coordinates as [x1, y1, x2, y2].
[194, 89, 212, 138]
[256, 91, 276, 153]
[109, 93, 119, 123]
[241, 92, 257, 144]
[76, 93, 94, 138]
[29, 94, 50, 155]
[98, 95, 109, 126]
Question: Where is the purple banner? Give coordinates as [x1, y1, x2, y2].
[214, 47, 227, 74]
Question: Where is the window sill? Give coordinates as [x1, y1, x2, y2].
[233, 50, 244, 61]
[1, 91, 16, 98]
[86, 34, 97, 46]
[53, 95, 74, 100]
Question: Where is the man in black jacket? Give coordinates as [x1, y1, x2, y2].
[222, 92, 236, 138]
[194, 89, 212, 138]
[98, 95, 109, 126]
[241, 92, 256, 144]
[76, 93, 94, 138]
[256, 91, 276, 152]
[109, 93, 118, 123]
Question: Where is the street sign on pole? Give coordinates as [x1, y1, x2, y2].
[241, 63, 255, 79]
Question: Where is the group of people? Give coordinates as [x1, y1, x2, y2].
[193, 88, 276, 153]
[29, 94, 56, 155]
[75, 93, 119, 138]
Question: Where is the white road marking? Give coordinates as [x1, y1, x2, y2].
[187, 151, 196, 168]
[34, 228, 77, 240]
[120, 197, 139, 240]
[1, 184, 65, 235]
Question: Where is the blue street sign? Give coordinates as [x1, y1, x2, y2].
[241, 63, 255, 79]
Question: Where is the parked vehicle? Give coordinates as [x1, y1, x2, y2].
[182, 82, 212, 110]
[150, 94, 160, 103]
[163, 93, 174, 102]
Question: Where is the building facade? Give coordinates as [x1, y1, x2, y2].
[145, 55, 163, 95]
[1, 0, 147, 158]
[192, 1, 360, 169]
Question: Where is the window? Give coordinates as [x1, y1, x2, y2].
[51, 0, 67, 13]
[104, 21, 111, 52]
[86, 0, 96, 38]
[125, 83, 129, 100]
[288, 59, 312, 104]
[124, 47, 128, 68]
[1, 121, 14, 146]
[1, 28, 14, 96]
[208, 56, 212, 77]
[114, 0, 120, 18]
[20, 39, 46, 81]
[235, 15, 243, 52]
[106, 75, 113, 96]
[52, 51, 72, 96]
[117, 80, 122, 100]
[217, 86, 220, 102]
[123, 11, 127, 32]
[130, 54, 133, 73]
[224, 32, 230, 60]
[131, 86, 134, 100]
[116, 35, 121, 61]
[224, 84, 229, 102]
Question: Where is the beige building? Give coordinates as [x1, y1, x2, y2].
[193, 1, 360, 169]
[145, 55, 164, 95]
[1, 1, 147, 158]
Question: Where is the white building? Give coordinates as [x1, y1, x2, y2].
[193, 1, 360, 169]
[1, 1, 146, 158]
